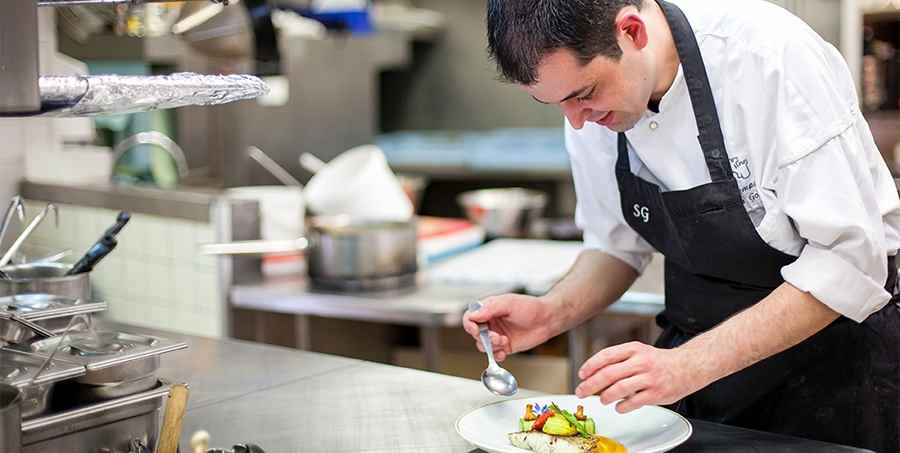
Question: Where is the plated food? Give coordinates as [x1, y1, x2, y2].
[509, 403, 626, 453]
[455, 394, 691, 453]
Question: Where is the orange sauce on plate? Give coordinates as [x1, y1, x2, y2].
[594, 435, 627, 453]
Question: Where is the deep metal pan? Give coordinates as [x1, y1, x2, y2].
[202, 216, 419, 282]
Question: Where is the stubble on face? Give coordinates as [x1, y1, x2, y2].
[523, 48, 651, 133]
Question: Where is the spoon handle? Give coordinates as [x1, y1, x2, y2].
[478, 323, 499, 368]
[468, 301, 499, 367]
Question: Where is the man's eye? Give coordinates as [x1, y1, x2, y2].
[576, 89, 595, 103]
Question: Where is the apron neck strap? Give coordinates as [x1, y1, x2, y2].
[617, 1, 732, 182]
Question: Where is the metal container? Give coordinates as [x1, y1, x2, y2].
[29, 331, 186, 403]
[0, 348, 87, 419]
[203, 216, 419, 289]
[21, 382, 171, 453]
[458, 188, 547, 238]
[0, 263, 91, 302]
[0, 294, 107, 344]
[0, 383, 22, 453]
[307, 217, 418, 282]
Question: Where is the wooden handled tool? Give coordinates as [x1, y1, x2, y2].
[156, 384, 190, 453]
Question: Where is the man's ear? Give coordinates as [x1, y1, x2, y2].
[617, 11, 649, 50]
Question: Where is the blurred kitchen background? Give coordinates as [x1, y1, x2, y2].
[3, 0, 898, 395]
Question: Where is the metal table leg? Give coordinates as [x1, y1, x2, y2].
[253, 311, 267, 343]
[568, 322, 590, 393]
[421, 325, 441, 372]
[294, 315, 312, 350]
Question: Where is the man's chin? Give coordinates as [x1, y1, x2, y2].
[594, 114, 638, 133]
[603, 120, 638, 133]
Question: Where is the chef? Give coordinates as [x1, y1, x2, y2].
[463, 0, 900, 450]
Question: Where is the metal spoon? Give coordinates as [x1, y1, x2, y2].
[467, 301, 518, 397]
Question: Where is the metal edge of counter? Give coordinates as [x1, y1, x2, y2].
[20, 180, 222, 223]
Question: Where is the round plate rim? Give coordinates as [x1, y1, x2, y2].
[454, 394, 693, 453]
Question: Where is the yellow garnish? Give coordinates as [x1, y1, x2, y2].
[575, 405, 586, 421]
[524, 404, 537, 421]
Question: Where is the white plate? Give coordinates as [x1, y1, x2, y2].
[455, 394, 692, 453]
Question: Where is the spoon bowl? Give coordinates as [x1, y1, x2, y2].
[481, 366, 518, 397]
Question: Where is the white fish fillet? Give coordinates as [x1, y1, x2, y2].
[508, 431, 596, 453]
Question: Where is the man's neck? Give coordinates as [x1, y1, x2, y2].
[647, 1, 680, 102]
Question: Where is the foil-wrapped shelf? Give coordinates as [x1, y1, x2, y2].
[2, 72, 268, 117]
[37, 0, 227, 6]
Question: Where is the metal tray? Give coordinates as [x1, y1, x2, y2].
[29, 331, 187, 372]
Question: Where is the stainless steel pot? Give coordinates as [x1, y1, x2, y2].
[203, 216, 419, 284]
[0, 263, 91, 302]
[458, 188, 547, 238]
[0, 383, 22, 453]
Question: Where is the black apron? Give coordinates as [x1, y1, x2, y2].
[613, 1, 900, 451]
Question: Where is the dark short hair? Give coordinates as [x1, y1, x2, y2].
[487, 0, 644, 85]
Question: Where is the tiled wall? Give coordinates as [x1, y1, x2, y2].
[23, 201, 225, 338]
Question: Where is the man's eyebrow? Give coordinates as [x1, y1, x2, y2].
[531, 84, 593, 105]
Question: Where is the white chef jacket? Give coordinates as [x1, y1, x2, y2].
[567, 0, 900, 322]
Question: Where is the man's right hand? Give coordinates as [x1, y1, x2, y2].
[462, 294, 559, 362]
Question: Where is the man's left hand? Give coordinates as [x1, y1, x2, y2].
[575, 341, 711, 413]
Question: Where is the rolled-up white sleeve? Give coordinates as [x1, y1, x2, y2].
[566, 124, 655, 273]
[778, 125, 892, 322]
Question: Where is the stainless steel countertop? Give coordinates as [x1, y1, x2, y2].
[118, 322, 871, 453]
[117, 322, 538, 452]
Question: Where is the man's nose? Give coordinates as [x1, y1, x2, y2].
[562, 103, 590, 130]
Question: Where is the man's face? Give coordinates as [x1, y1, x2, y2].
[523, 47, 652, 133]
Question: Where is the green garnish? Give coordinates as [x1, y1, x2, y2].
[549, 403, 592, 438]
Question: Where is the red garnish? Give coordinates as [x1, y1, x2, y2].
[531, 410, 554, 431]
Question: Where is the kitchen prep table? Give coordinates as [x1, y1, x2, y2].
[109, 323, 871, 453]
[230, 263, 665, 392]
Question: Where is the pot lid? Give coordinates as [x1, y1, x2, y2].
[29, 331, 187, 371]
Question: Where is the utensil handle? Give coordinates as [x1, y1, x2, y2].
[28, 314, 89, 386]
[468, 302, 499, 368]
[299, 153, 326, 174]
[156, 383, 190, 453]
[0, 203, 56, 267]
[248, 146, 302, 187]
[0, 196, 25, 246]
[7, 314, 54, 338]
[477, 323, 499, 369]
[200, 238, 309, 256]
[103, 211, 131, 238]
[67, 236, 117, 275]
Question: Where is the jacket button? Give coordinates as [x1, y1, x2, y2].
[649, 121, 659, 131]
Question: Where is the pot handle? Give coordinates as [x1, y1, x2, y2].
[200, 238, 309, 256]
